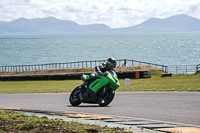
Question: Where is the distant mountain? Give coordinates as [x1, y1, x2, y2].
[115, 14, 200, 33]
[0, 17, 111, 34]
[0, 14, 200, 34]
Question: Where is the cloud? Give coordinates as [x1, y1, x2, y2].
[0, 0, 200, 28]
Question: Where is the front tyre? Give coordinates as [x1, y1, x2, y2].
[69, 87, 82, 106]
[98, 89, 115, 106]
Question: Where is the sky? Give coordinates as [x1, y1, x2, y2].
[0, 0, 200, 28]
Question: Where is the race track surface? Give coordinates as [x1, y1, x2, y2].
[0, 92, 199, 126]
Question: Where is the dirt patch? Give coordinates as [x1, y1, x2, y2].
[0, 65, 160, 76]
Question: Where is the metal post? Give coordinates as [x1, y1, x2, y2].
[124, 59, 127, 66]
[196, 64, 200, 72]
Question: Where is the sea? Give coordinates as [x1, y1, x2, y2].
[0, 33, 200, 66]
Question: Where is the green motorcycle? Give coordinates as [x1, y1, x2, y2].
[69, 70, 120, 106]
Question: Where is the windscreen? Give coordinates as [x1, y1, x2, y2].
[108, 70, 118, 79]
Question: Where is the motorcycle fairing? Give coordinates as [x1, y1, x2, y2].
[88, 71, 120, 93]
[82, 87, 98, 103]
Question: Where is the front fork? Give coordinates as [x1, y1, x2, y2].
[78, 81, 90, 101]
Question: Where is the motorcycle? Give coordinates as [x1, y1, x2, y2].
[69, 70, 120, 106]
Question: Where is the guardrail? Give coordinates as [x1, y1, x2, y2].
[0, 60, 107, 72]
[0, 59, 167, 72]
[167, 65, 197, 75]
[118, 59, 167, 72]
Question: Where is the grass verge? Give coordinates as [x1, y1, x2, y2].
[119, 71, 200, 91]
[0, 110, 129, 133]
[0, 70, 200, 93]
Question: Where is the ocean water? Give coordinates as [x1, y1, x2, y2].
[0, 33, 200, 66]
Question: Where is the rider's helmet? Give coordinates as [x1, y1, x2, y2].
[106, 57, 117, 70]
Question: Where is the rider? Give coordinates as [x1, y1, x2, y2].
[94, 57, 117, 77]
[81, 57, 117, 81]
[80, 58, 117, 102]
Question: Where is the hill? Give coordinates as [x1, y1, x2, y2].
[0, 14, 200, 34]
[0, 17, 111, 34]
[115, 14, 200, 33]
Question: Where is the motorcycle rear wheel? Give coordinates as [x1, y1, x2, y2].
[69, 87, 82, 106]
[98, 89, 115, 106]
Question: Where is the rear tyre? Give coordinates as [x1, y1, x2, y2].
[98, 89, 115, 106]
[69, 87, 82, 106]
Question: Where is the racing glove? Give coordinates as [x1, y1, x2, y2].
[95, 65, 107, 77]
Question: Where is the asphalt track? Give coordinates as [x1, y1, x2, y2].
[0, 92, 200, 127]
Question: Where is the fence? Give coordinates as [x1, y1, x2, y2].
[167, 65, 198, 75]
[119, 59, 167, 72]
[1, 59, 199, 74]
[0, 59, 167, 72]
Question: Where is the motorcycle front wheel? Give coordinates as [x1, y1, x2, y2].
[98, 88, 115, 106]
[69, 87, 82, 106]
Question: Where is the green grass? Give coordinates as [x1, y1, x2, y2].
[117, 70, 200, 91]
[119, 75, 200, 91]
[0, 80, 82, 93]
[0, 71, 200, 93]
[0, 110, 129, 133]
